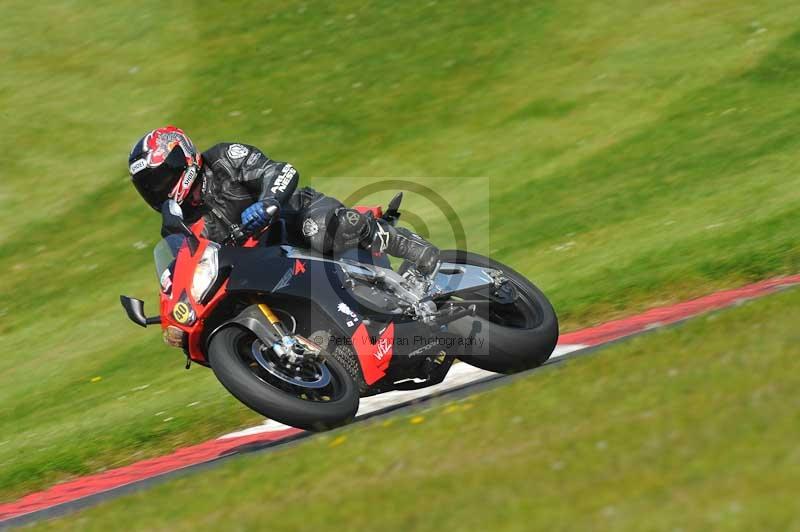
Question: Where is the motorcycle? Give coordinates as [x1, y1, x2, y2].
[120, 195, 558, 431]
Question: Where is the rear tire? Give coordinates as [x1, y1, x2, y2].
[209, 326, 360, 431]
[440, 250, 559, 373]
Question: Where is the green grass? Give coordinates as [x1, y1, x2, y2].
[3, 0, 800, 501]
[33, 287, 800, 531]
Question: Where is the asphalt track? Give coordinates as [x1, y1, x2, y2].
[2, 274, 799, 528]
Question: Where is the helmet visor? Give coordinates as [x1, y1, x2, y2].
[131, 148, 187, 210]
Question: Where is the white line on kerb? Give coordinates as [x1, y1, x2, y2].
[218, 344, 588, 439]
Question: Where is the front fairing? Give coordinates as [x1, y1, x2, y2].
[156, 235, 229, 364]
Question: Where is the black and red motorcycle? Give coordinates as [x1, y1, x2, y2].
[121, 196, 558, 430]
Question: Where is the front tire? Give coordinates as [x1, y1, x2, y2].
[441, 250, 559, 373]
[209, 326, 360, 431]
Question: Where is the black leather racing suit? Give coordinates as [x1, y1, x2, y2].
[182, 142, 439, 273]
[180, 142, 297, 243]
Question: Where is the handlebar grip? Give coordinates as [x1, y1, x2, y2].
[226, 206, 278, 245]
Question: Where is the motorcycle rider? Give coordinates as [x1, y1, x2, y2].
[127, 126, 439, 274]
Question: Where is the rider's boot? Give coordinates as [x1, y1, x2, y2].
[364, 218, 440, 275]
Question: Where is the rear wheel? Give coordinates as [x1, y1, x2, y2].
[440, 250, 559, 373]
[209, 326, 359, 431]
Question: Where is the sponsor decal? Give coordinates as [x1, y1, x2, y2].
[129, 159, 147, 175]
[273, 268, 292, 291]
[180, 166, 197, 189]
[374, 337, 392, 361]
[351, 322, 395, 385]
[246, 151, 260, 165]
[270, 262, 303, 292]
[337, 302, 359, 328]
[345, 210, 361, 226]
[407, 340, 440, 358]
[227, 144, 249, 159]
[302, 218, 319, 237]
[270, 164, 296, 194]
[160, 269, 173, 293]
[172, 302, 192, 324]
[375, 224, 390, 253]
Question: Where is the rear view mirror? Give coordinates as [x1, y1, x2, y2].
[120, 295, 161, 327]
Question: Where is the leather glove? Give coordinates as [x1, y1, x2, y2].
[241, 198, 280, 232]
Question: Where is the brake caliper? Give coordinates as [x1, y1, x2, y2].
[491, 275, 518, 304]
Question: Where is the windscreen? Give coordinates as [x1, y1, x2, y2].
[153, 234, 185, 280]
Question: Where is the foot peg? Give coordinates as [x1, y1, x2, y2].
[434, 304, 476, 326]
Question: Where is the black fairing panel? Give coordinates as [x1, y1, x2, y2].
[220, 246, 390, 335]
[217, 245, 455, 387]
[223, 247, 349, 303]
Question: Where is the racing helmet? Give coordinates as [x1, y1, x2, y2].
[128, 126, 202, 210]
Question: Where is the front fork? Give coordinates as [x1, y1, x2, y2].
[257, 303, 297, 361]
[255, 302, 323, 365]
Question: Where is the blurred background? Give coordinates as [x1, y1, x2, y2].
[2, 0, 800, 528]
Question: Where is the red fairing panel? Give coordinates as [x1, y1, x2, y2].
[353, 205, 383, 219]
[351, 322, 394, 385]
[158, 217, 227, 364]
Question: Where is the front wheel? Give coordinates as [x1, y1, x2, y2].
[209, 326, 360, 431]
[440, 250, 559, 373]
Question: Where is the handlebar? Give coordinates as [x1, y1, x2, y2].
[223, 205, 281, 246]
[223, 223, 254, 246]
[226, 223, 249, 245]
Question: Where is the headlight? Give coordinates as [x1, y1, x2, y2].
[191, 242, 219, 302]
